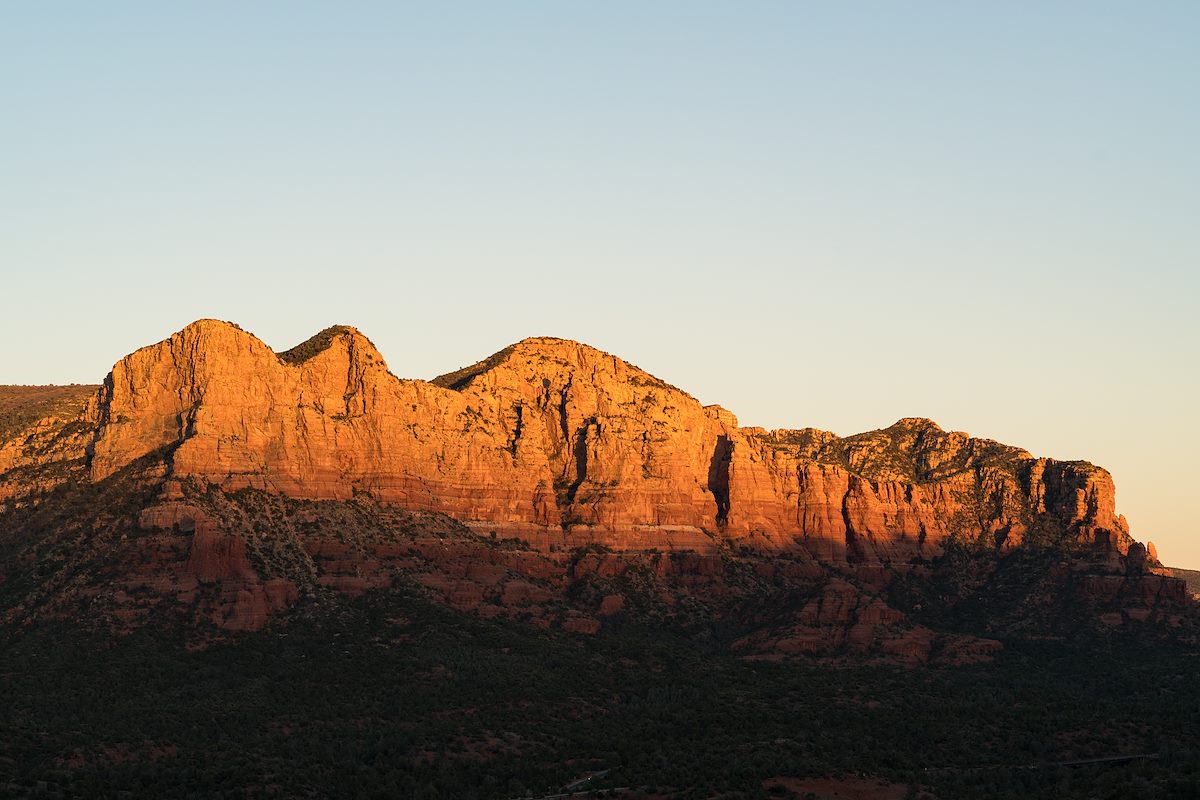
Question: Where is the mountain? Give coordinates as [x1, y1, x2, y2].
[3, 320, 1199, 799]
[0, 319, 1191, 661]
[0, 319, 1151, 554]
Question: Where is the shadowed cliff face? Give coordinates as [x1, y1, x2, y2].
[3, 320, 1136, 563]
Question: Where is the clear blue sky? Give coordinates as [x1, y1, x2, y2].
[3, 3, 1198, 564]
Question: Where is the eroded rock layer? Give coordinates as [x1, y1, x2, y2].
[0, 320, 1190, 661]
[3, 320, 1139, 563]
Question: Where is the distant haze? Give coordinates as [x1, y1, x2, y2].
[2, 3, 1196, 565]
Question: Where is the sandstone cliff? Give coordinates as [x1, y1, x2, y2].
[0, 320, 1189, 659]
[3, 320, 1138, 564]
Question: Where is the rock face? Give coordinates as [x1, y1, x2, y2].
[71, 320, 1133, 563]
[0, 320, 1192, 660]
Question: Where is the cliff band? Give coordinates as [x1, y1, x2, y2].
[2, 319, 1137, 562]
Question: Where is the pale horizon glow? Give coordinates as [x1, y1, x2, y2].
[2, 3, 1197, 565]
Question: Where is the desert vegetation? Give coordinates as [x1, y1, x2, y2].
[0, 385, 97, 444]
[2, 588, 1199, 799]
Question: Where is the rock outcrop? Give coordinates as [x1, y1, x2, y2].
[0, 320, 1188, 659]
[61, 319, 1135, 563]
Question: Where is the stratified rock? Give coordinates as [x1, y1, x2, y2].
[1, 319, 1188, 657]
[70, 320, 1136, 563]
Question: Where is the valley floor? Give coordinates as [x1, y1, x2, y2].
[2, 588, 1199, 799]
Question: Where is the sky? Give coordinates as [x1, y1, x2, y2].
[2, 3, 1198, 565]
